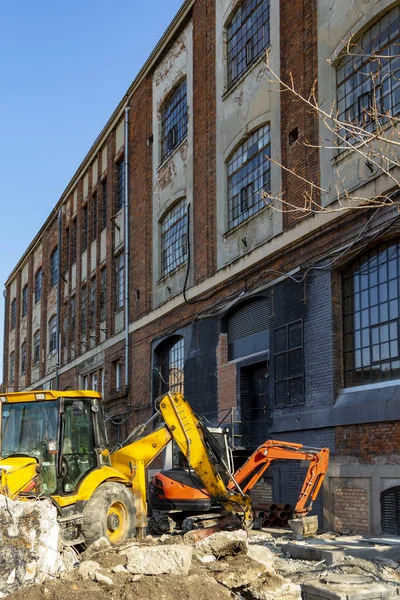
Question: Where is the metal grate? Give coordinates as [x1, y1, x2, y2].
[228, 297, 270, 342]
[343, 241, 400, 387]
[161, 79, 187, 162]
[161, 200, 188, 276]
[337, 6, 400, 142]
[227, 125, 270, 229]
[227, 0, 270, 88]
[381, 486, 400, 535]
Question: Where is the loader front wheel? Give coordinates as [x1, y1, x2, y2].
[82, 482, 136, 546]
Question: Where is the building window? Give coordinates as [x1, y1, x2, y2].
[116, 160, 124, 212]
[49, 315, 57, 354]
[100, 268, 107, 322]
[82, 374, 88, 390]
[92, 372, 98, 391]
[21, 285, 28, 318]
[9, 352, 15, 382]
[161, 200, 188, 276]
[71, 219, 77, 263]
[10, 298, 16, 330]
[64, 227, 70, 271]
[81, 285, 87, 331]
[91, 193, 97, 242]
[273, 320, 304, 407]
[33, 330, 40, 365]
[161, 79, 188, 162]
[343, 241, 400, 387]
[227, 0, 270, 88]
[156, 336, 184, 396]
[114, 360, 122, 391]
[71, 296, 76, 335]
[227, 124, 270, 229]
[115, 253, 124, 311]
[90, 277, 97, 329]
[101, 180, 107, 230]
[50, 247, 59, 287]
[35, 268, 43, 304]
[337, 6, 400, 140]
[82, 205, 88, 251]
[20, 342, 27, 375]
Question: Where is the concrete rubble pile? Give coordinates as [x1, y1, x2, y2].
[1, 499, 400, 600]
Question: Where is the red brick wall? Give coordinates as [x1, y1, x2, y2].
[217, 334, 237, 420]
[280, 0, 320, 229]
[192, 0, 217, 282]
[335, 422, 400, 463]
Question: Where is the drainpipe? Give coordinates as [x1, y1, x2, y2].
[56, 209, 62, 389]
[124, 107, 130, 393]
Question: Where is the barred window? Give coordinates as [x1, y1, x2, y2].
[156, 337, 184, 396]
[161, 200, 188, 276]
[91, 193, 97, 242]
[116, 161, 124, 212]
[161, 80, 187, 162]
[81, 285, 87, 331]
[90, 277, 97, 329]
[10, 298, 16, 330]
[82, 205, 88, 251]
[49, 316, 57, 354]
[20, 342, 27, 375]
[50, 247, 58, 287]
[35, 269, 42, 304]
[100, 268, 107, 322]
[337, 6, 400, 141]
[227, 0, 270, 88]
[22, 285, 28, 318]
[9, 352, 15, 382]
[101, 180, 107, 230]
[343, 241, 400, 387]
[227, 125, 270, 229]
[33, 330, 40, 365]
[115, 253, 124, 311]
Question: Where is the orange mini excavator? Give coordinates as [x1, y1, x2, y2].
[149, 438, 329, 527]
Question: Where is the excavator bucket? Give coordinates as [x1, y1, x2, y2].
[288, 515, 319, 538]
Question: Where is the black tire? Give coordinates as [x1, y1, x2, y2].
[82, 482, 136, 546]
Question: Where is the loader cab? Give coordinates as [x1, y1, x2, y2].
[164, 426, 233, 473]
[0, 391, 110, 496]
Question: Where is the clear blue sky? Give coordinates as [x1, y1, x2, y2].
[0, 0, 183, 380]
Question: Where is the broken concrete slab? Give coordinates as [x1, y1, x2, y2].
[0, 497, 64, 598]
[247, 544, 276, 574]
[193, 528, 248, 559]
[241, 573, 301, 600]
[302, 582, 394, 600]
[282, 542, 345, 566]
[321, 575, 375, 585]
[80, 536, 111, 561]
[122, 544, 193, 575]
[213, 555, 266, 589]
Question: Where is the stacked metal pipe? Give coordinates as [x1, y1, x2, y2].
[254, 502, 293, 528]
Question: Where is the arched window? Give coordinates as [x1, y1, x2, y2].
[161, 79, 188, 162]
[227, 0, 270, 87]
[154, 336, 184, 396]
[343, 240, 400, 387]
[337, 6, 400, 139]
[161, 200, 188, 276]
[227, 125, 270, 229]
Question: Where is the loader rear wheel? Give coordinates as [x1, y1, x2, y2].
[82, 482, 136, 546]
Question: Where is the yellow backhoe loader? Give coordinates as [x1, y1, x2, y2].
[0, 389, 252, 545]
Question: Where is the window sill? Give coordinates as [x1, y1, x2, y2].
[223, 204, 271, 238]
[222, 50, 269, 101]
[157, 261, 187, 285]
[157, 137, 188, 172]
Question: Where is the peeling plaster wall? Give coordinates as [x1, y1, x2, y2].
[215, 0, 282, 269]
[318, 0, 398, 207]
[152, 22, 194, 307]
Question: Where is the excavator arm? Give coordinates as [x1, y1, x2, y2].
[230, 440, 329, 516]
[111, 392, 252, 537]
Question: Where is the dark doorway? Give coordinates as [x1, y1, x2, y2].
[239, 361, 271, 450]
[381, 486, 400, 535]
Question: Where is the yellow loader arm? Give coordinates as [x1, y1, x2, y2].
[111, 392, 252, 537]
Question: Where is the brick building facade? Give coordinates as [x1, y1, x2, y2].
[3, 0, 400, 535]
